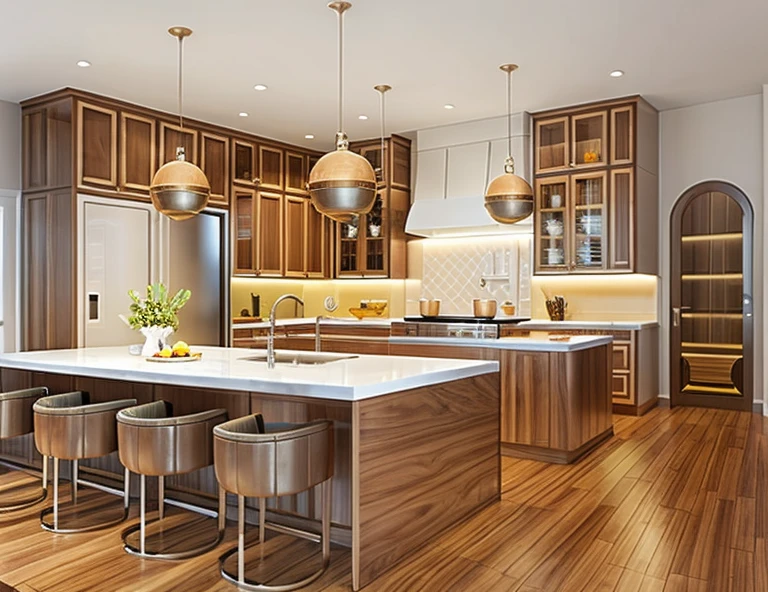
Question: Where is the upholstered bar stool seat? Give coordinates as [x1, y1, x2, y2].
[117, 400, 228, 560]
[0, 387, 49, 511]
[33, 391, 136, 533]
[214, 416, 334, 592]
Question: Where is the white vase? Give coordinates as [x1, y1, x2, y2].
[140, 326, 174, 357]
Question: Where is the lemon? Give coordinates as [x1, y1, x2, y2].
[172, 340, 190, 356]
[159, 346, 173, 358]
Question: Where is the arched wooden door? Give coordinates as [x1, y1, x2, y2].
[670, 181, 753, 411]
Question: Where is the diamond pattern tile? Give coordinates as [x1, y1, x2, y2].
[421, 237, 531, 316]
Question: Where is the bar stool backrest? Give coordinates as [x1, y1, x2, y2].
[214, 418, 334, 498]
[117, 400, 228, 476]
[0, 387, 48, 440]
[33, 392, 137, 460]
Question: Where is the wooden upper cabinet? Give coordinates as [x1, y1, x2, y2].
[256, 191, 284, 276]
[535, 116, 569, 174]
[23, 109, 48, 191]
[306, 201, 328, 278]
[611, 106, 634, 165]
[391, 136, 411, 189]
[610, 168, 634, 270]
[233, 140, 258, 185]
[200, 132, 230, 207]
[259, 146, 283, 190]
[233, 188, 256, 275]
[571, 110, 607, 169]
[77, 101, 118, 189]
[119, 112, 156, 194]
[23, 100, 73, 191]
[285, 152, 308, 195]
[159, 121, 197, 166]
[284, 195, 307, 277]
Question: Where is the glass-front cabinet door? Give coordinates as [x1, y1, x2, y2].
[571, 111, 607, 168]
[363, 194, 386, 274]
[570, 171, 607, 271]
[535, 117, 569, 174]
[535, 176, 569, 272]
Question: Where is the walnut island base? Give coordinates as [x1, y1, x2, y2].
[0, 347, 500, 591]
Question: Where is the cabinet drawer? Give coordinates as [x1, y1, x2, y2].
[612, 342, 631, 371]
[612, 372, 631, 401]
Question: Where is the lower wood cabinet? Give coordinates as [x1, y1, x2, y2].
[389, 341, 614, 463]
[507, 326, 659, 415]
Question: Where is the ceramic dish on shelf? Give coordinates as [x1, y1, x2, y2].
[146, 352, 203, 363]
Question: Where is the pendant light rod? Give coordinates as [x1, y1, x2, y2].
[374, 84, 391, 177]
[500, 63, 518, 173]
[168, 27, 192, 132]
[329, 2, 351, 143]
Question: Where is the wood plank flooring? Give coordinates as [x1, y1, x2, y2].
[0, 406, 766, 591]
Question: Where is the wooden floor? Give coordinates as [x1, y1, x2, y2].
[0, 406, 766, 591]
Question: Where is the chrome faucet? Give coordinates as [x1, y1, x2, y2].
[267, 294, 304, 369]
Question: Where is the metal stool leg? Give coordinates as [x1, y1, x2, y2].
[238, 495, 245, 584]
[52, 457, 59, 530]
[71, 460, 78, 506]
[140, 474, 146, 555]
[158, 476, 165, 520]
[42, 457, 130, 533]
[259, 497, 266, 544]
[122, 474, 226, 560]
[218, 479, 333, 592]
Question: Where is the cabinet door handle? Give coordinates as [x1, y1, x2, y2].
[672, 307, 680, 327]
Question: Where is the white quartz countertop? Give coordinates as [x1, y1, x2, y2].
[517, 320, 658, 330]
[388, 335, 612, 352]
[234, 317, 399, 330]
[0, 346, 497, 401]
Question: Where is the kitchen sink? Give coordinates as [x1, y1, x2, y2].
[240, 352, 358, 365]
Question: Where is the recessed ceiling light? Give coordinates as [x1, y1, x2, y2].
[444, 104, 455, 110]
[610, 70, 624, 78]
[304, 134, 315, 140]
[253, 84, 268, 91]
[76, 60, 91, 68]
[358, 114, 368, 120]
[239, 112, 249, 117]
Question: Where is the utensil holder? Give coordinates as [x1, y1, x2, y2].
[545, 296, 567, 321]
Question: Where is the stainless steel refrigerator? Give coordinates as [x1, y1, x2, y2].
[78, 194, 229, 348]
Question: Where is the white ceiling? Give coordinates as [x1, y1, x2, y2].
[1, 0, 767, 150]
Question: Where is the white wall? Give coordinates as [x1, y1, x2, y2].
[0, 100, 21, 352]
[659, 94, 764, 408]
[763, 85, 768, 416]
[0, 100, 21, 191]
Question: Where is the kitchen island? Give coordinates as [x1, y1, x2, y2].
[0, 346, 499, 591]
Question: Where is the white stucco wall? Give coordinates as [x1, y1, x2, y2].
[659, 94, 764, 408]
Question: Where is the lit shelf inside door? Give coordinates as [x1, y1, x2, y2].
[681, 273, 743, 280]
[681, 232, 742, 242]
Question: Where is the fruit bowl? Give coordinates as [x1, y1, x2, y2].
[349, 307, 385, 320]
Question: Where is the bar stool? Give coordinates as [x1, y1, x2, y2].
[33, 391, 136, 533]
[117, 400, 228, 559]
[0, 387, 49, 511]
[214, 415, 334, 592]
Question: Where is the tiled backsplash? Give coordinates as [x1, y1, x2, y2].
[418, 236, 532, 316]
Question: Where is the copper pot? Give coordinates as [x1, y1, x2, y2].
[472, 299, 497, 318]
[419, 299, 441, 317]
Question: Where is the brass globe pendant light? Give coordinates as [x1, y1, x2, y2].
[484, 64, 534, 224]
[374, 83, 391, 181]
[150, 27, 210, 221]
[308, 2, 377, 223]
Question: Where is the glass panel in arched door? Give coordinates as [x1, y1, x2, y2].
[670, 182, 753, 411]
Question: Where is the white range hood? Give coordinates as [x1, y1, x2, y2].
[406, 112, 533, 238]
[405, 196, 532, 237]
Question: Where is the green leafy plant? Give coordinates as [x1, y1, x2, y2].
[127, 283, 191, 331]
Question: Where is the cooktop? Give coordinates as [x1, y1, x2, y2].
[403, 316, 530, 324]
